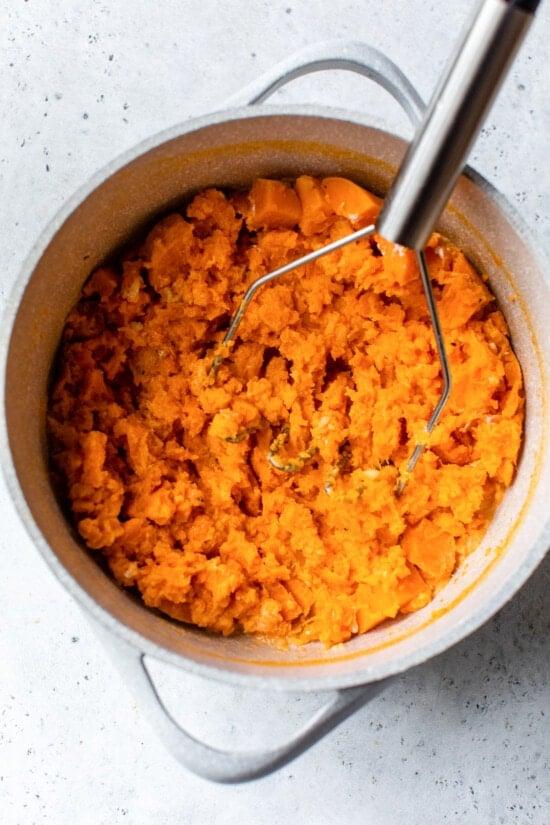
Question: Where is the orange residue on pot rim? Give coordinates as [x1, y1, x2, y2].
[47, 176, 524, 647]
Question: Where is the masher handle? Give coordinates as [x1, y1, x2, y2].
[377, 0, 541, 250]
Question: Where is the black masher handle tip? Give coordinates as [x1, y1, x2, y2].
[503, 0, 541, 14]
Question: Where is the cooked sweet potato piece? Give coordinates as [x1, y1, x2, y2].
[402, 520, 457, 582]
[247, 178, 302, 229]
[321, 176, 382, 225]
[296, 175, 334, 236]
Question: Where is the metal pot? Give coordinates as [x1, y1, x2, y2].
[1, 43, 548, 783]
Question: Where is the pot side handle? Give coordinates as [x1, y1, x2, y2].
[106, 638, 389, 784]
[226, 40, 425, 127]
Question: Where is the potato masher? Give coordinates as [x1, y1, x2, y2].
[212, 0, 540, 491]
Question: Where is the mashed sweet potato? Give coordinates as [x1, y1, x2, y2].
[47, 176, 524, 645]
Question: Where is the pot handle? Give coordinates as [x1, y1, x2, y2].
[99, 627, 389, 783]
[226, 40, 425, 127]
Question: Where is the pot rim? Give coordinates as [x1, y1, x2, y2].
[1, 102, 549, 691]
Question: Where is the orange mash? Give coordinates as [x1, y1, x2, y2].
[47, 177, 524, 645]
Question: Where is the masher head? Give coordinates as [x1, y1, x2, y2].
[209, 220, 451, 494]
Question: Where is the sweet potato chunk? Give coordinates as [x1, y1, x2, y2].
[296, 175, 333, 236]
[322, 177, 382, 226]
[402, 520, 457, 582]
[247, 179, 302, 229]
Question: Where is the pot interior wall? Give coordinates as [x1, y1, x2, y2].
[4, 112, 549, 686]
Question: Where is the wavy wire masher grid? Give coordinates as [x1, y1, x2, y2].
[210, 223, 451, 493]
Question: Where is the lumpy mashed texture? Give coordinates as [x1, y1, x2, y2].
[48, 177, 524, 645]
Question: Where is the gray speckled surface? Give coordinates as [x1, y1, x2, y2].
[1, 1, 549, 822]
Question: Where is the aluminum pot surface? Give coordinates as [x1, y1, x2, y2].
[1, 43, 549, 782]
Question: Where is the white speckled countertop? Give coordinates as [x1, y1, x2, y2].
[1, 1, 549, 822]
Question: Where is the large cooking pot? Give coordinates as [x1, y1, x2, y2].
[1, 43, 549, 783]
